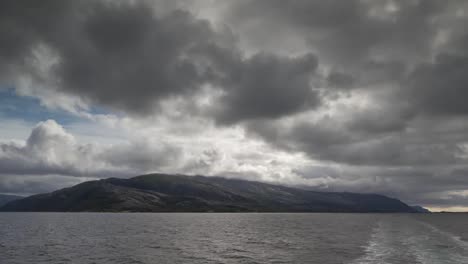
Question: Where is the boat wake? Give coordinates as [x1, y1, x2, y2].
[353, 216, 468, 264]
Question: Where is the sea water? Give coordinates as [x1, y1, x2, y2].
[1, 213, 467, 264]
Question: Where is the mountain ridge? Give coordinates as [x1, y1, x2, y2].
[0, 173, 418, 213]
[0, 194, 23, 207]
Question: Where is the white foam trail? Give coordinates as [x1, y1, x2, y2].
[418, 221, 468, 249]
[407, 220, 468, 264]
[352, 217, 468, 264]
[351, 221, 403, 264]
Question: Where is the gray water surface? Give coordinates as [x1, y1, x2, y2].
[1, 213, 468, 264]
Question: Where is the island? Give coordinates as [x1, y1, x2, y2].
[0, 173, 424, 213]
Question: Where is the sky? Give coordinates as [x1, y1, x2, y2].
[1, 0, 468, 211]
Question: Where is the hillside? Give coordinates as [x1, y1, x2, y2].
[0, 174, 417, 213]
[0, 194, 23, 207]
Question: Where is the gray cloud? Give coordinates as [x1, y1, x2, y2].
[293, 164, 468, 208]
[247, 114, 468, 167]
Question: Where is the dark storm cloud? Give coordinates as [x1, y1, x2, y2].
[325, 71, 355, 90]
[224, 0, 468, 168]
[225, 0, 447, 86]
[0, 0, 70, 80]
[5, 0, 226, 114]
[406, 53, 468, 116]
[0, 0, 323, 122]
[56, 4, 220, 114]
[214, 53, 319, 124]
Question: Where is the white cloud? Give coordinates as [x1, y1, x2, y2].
[0, 118, 313, 194]
[0, 120, 177, 178]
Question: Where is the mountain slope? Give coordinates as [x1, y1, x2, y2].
[0, 173, 417, 213]
[0, 194, 23, 207]
[411, 205, 431, 213]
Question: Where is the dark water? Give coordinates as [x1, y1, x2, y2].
[1, 213, 468, 263]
